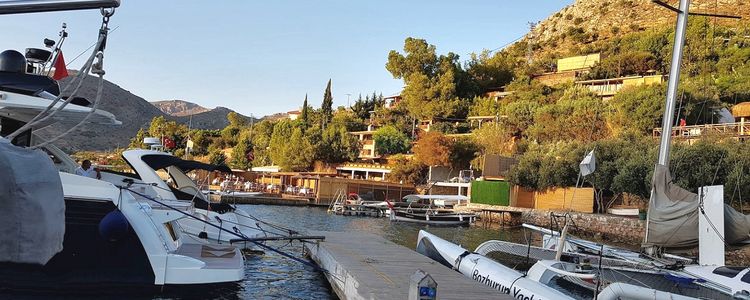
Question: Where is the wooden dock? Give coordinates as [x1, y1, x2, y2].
[304, 230, 513, 300]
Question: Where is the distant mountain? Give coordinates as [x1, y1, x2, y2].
[151, 99, 210, 116]
[175, 106, 255, 130]
[34, 76, 257, 152]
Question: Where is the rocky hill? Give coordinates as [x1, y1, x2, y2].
[34, 76, 255, 152]
[527, 0, 748, 57]
[151, 99, 210, 116]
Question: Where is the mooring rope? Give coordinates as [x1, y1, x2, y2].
[120, 186, 336, 278]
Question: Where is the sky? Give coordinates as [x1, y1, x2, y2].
[0, 1, 573, 117]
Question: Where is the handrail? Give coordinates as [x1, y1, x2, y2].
[653, 122, 750, 138]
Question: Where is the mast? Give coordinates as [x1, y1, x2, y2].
[644, 0, 691, 245]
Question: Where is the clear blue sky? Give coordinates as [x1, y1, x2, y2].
[0, 1, 572, 117]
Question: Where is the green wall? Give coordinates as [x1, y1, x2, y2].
[470, 181, 510, 206]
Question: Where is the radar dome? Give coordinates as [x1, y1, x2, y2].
[0, 50, 27, 73]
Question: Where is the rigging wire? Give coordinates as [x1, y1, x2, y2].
[66, 25, 119, 67]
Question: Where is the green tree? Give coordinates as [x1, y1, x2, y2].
[321, 79, 333, 126]
[386, 37, 472, 119]
[281, 128, 315, 171]
[610, 83, 666, 135]
[317, 123, 360, 163]
[373, 125, 411, 156]
[250, 120, 275, 167]
[386, 155, 427, 185]
[208, 149, 227, 167]
[471, 124, 513, 156]
[468, 96, 500, 117]
[465, 50, 516, 91]
[269, 120, 294, 166]
[230, 137, 252, 170]
[226, 111, 247, 127]
[301, 94, 310, 129]
[188, 129, 211, 156]
[128, 128, 147, 149]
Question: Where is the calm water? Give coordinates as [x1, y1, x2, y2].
[219, 204, 530, 300]
[2, 205, 534, 300]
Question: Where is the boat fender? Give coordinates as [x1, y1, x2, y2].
[98, 210, 130, 242]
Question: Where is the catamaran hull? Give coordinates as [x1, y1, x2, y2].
[416, 230, 573, 300]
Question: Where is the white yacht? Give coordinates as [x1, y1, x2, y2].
[116, 149, 265, 249]
[0, 0, 246, 291]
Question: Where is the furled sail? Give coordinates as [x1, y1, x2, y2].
[0, 138, 64, 264]
[647, 165, 750, 248]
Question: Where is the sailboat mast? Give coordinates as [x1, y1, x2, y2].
[655, 0, 690, 169]
[645, 0, 691, 245]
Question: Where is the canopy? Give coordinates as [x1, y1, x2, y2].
[141, 154, 231, 173]
[403, 194, 469, 201]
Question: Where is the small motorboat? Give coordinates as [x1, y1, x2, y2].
[386, 195, 477, 226]
[390, 209, 477, 226]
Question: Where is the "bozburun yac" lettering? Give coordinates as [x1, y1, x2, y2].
[471, 269, 541, 300]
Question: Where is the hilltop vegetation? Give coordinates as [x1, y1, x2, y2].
[123, 3, 750, 210]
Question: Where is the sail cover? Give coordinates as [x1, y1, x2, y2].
[647, 165, 700, 248]
[0, 138, 64, 264]
[648, 165, 750, 247]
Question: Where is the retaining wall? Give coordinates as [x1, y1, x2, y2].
[465, 203, 645, 244]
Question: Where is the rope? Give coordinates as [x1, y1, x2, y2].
[697, 191, 729, 246]
[8, 9, 111, 142]
[122, 186, 332, 275]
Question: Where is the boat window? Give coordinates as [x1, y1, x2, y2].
[741, 270, 750, 284]
[712, 266, 745, 278]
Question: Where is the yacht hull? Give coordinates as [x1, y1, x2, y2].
[0, 198, 155, 291]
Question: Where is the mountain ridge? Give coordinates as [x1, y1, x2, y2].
[34, 76, 257, 151]
[151, 99, 210, 116]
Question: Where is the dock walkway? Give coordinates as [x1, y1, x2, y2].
[304, 230, 512, 300]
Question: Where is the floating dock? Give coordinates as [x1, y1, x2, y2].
[221, 194, 310, 206]
[304, 230, 513, 300]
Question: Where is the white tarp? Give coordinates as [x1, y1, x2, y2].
[647, 165, 750, 248]
[0, 138, 64, 264]
[579, 150, 596, 176]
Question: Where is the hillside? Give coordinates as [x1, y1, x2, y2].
[34, 76, 255, 151]
[151, 99, 210, 116]
[527, 0, 748, 58]
[174, 106, 254, 129]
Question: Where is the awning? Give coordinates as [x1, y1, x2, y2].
[141, 154, 231, 173]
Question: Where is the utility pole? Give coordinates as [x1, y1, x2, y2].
[346, 93, 352, 108]
[526, 21, 537, 65]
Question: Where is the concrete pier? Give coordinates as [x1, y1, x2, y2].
[304, 231, 512, 300]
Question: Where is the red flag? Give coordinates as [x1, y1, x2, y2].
[52, 51, 69, 80]
[162, 137, 176, 149]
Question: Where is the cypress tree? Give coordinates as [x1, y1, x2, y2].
[301, 94, 310, 128]
[321, 79, 333, 127]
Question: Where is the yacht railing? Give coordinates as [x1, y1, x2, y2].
[0, 0, 120, 15]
